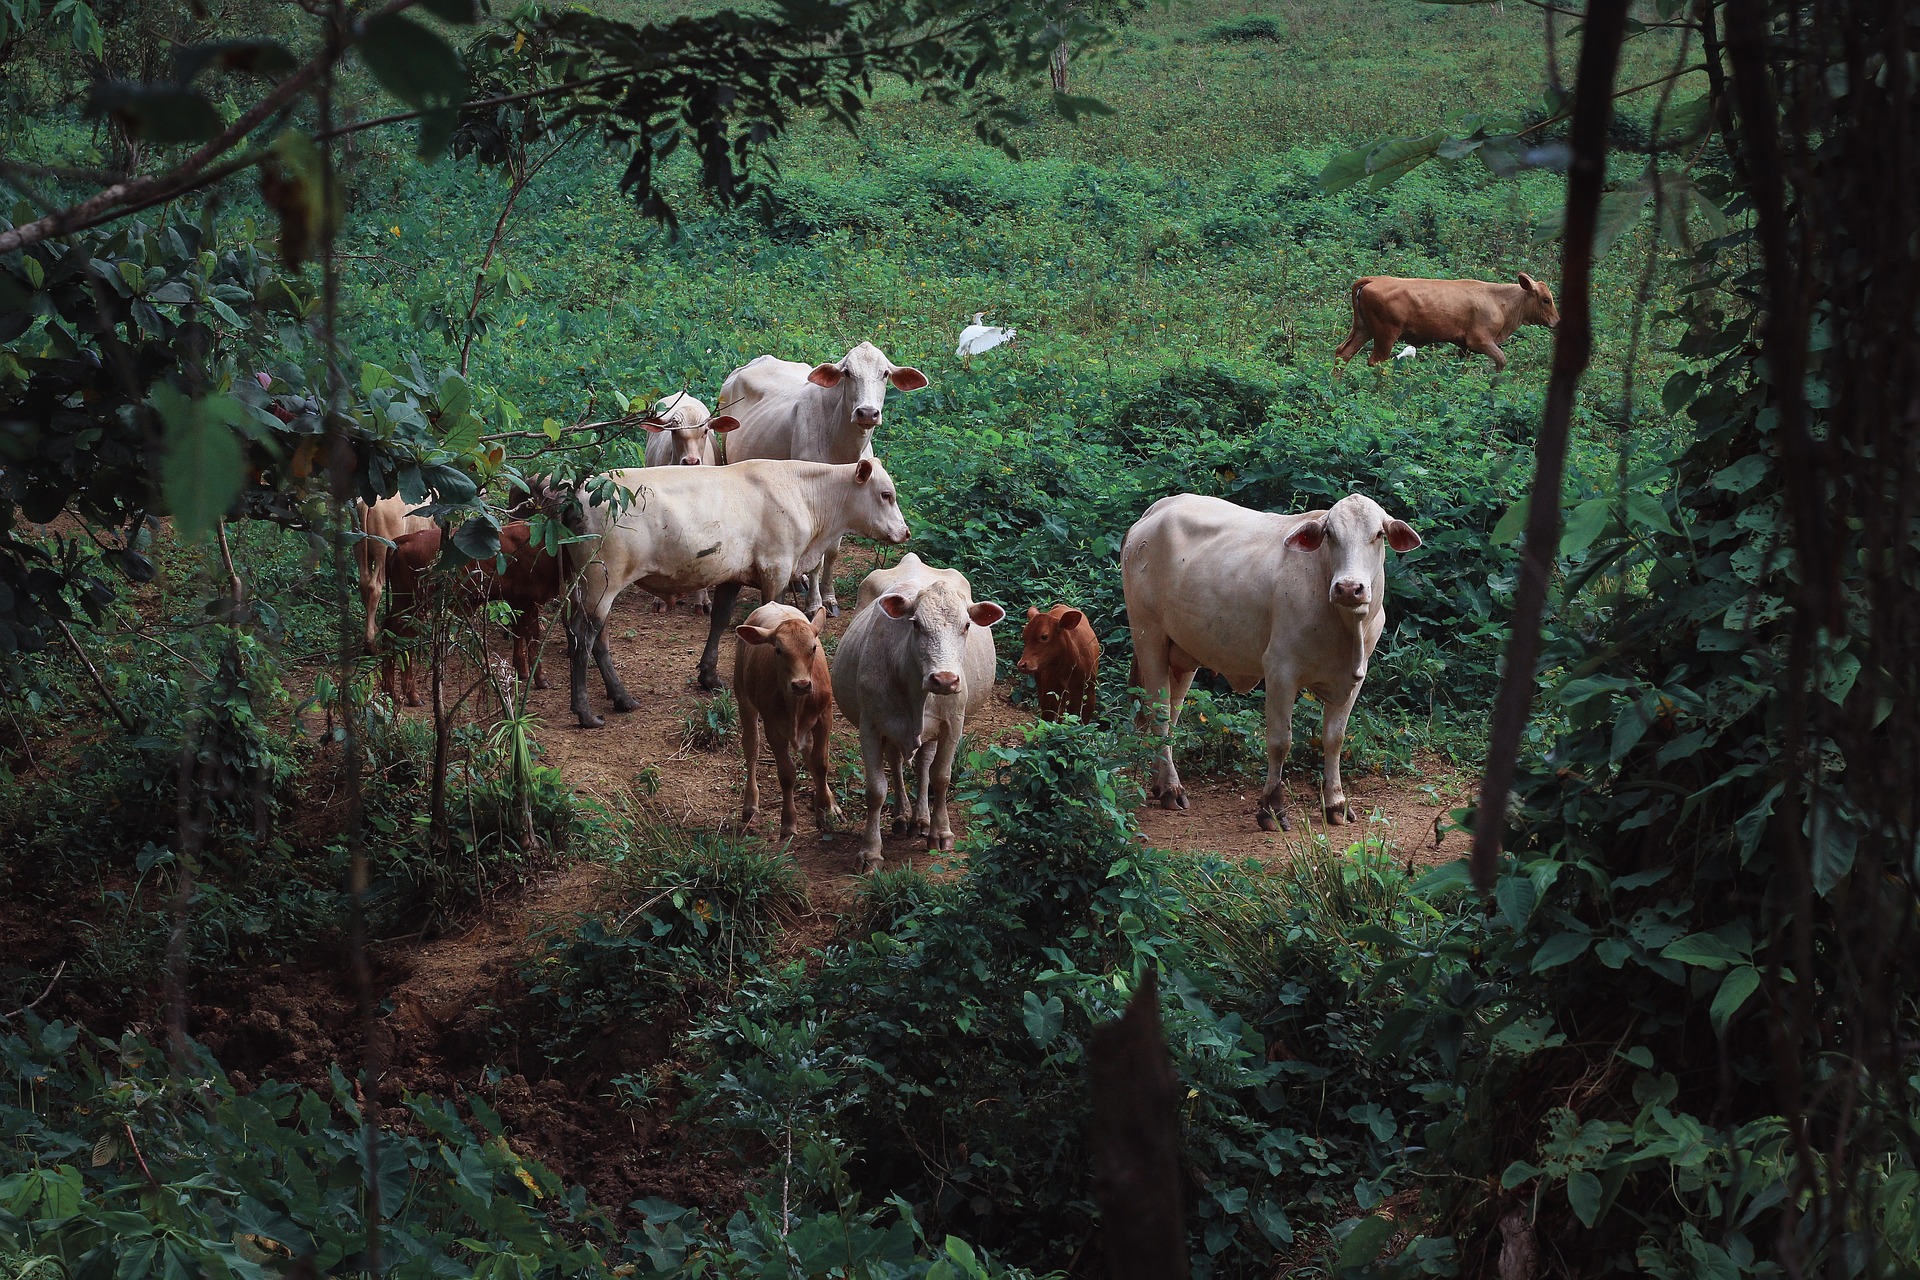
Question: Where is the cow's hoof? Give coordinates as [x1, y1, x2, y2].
[1156, 786, 1187, 811]
[931, 835, 954, 852]
[741, 806, 759, 827]
[778, 826, 797, 842]
[532, 675, 550, 691]
[858, 851, 885, 874]
[825, 601, 841, 619]
[696, 605, 712, 617]
[652, 602, 667, 614]
[611, 695, 640, 713]
[576, 712, 605, 729]
[1325, 805, 1350, 826]
[697, 669, 723, 691]
[890, 817, 910, 835]
[818, 808, 843, 831]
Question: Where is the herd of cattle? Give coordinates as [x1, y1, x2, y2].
[355, 274, 1557, 869]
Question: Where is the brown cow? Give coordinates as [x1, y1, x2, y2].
[1333, 274, 1559, 371]
[734, 602, 842, 841]
[380, 523, 563, 706]
[1015, 604, 1101, 722]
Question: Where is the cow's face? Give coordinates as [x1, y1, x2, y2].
[807, 341, 930, 429]
[844, 458, 912, 546]
[1284, 494, 1422, 614]
[737, 608, 827, 697]
[1016, 605, 1085, 673]
[644, 412, 739, 464]
[1518, 273, 1560, 330]
[878, 581, 1004, 694]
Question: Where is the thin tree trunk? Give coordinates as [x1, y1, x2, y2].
[1470, 0, 1633, 890]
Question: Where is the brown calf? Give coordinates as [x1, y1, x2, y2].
[1016, 604, 1101, 721]
[1334, 274, 1559, 372]
[380, 522, 563, 706]
[734, 602, 842, 841]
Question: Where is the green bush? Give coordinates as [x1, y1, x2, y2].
[1203, 15, 1287, 42]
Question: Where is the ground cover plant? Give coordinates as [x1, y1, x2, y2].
[2, 0, 1915, 1275]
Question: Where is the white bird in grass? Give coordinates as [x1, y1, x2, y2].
[956, 312, 1017, 357]
[1395, 344, 1418, 360]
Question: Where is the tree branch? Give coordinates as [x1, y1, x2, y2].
[1471, 0, 1633, 891]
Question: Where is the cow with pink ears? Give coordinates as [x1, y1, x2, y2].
[718, 342, 930, 616]
[1121, 492, 1422, 833]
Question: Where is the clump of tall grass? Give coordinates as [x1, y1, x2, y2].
[1204, 14, 1287, 42]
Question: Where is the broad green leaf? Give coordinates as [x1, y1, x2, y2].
[1567, 1169, 1603, 1227]
[1660, 932, 1747, 972]
[87, 83, 222, 144]
[359, 14, 466, 111]
[1335, 1215, 1395, 1267]
[1021, 990, 1063, 1048]
[1531, 931, 1592, 972]
[1710, 965, 1761, 1035]
[1560, 497, 1610, 556]
[1710, 455, 1769, 494]
[452, 516, 501, 562]
[1495, 875, 1537, 926]
[542, 417, 563, 442]
[153, 384, 245, 540]
[1808, 800, 1858, 897]
[1623, 490, 1676, 535]
[1592, 186, 1651, 257]
[1491, 496, 1530, 546]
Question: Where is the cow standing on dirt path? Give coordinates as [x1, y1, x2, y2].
[734, 603, 841, 842]
[379, 521, 562, 706]
[642, 392, 742, 614]
[717, 342, 929, 616]
[563, 458, 910, 727]
[357, 495, 433, 653]
[834, 555, 1005, 872]
[1015, 604, 1101, 722]
[1333, 274, 1559, 371]
[1121, 492, 1421, 833]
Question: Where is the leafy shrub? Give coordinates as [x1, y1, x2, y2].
[1204, 15, 1287, 42]
[687, 721, 1457, 1276]
[526, 816, 806, 1056]
[679, 689, 738, 752]
[1171, 688, 1268, 781]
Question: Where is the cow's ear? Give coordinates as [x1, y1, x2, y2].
[969, 601, 1007, 628]
[889, 366, 930, 392]
[808, 363, 846, 387]
[878, 593, 913, 620]
[710, 415, 742, 433]
[807, 607, 829, 633]
[736, 625, 774, 646]
[1517, 271, 1537, 291]
[1026, 604, 1041, 621]
[1059, 609, 1085, 630]
[641, 418, 669, 433]
[854, 458, 875, 484]
[1285, 521, 1327, 552]
[1386, 519, 1423, 552]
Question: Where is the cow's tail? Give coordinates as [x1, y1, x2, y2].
[1335, 277, 1377, 362]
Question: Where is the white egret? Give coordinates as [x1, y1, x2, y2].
[956, 313, 1017, 357]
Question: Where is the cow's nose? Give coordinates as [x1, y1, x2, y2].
[679, 456, 702, 465]
[1015, 658, 1035, 673]
[853, 406, 881, 426]
[926, 671, 960, 695]
[789, 678, 813, 696]
[1331, 580, 1369, 607]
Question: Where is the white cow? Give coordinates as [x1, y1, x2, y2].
[834, 555, 1004, 871]
[718, 342, 929, 616]
[564, 458, 910, 727]
[1121, 492, 1421, 832]
[355, 495, 432, 652]
[642, 393, 742, 613]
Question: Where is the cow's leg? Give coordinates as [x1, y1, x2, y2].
[1367, 329, 1399, 367]
[694, 588, 713, 616]
[912, 738, 936, 837]
[1131, 630, 1187, 810]
[808, 712, 842, 831]
[360, 543, 386, 653]
[1333, 322, 1369, 363]
[818, 536, 846, 618]
[566, 579, 615, 728]
[1316, 678, 1364, 825]
[1258, 680, 1299, 832]
[739, 703, 762, 830]
[856, 728, 890, 871]
[924, 729, 961, 852]
[887, 744, 911, 834]
[769, 735, 800, 842]
[696, 582, 744, 690]
[592, 620, 638, 713]
[1468, 336, 1510, 371]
